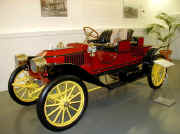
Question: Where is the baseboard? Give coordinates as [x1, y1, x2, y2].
[0, 89, 7, 92]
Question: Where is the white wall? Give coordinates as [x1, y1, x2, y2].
[0, 0, 83, 34]
[0, 0, 180, 91]
[144, 0, 180, 24]
[1, 0, 180, 34]
[0, 0, 148, 34]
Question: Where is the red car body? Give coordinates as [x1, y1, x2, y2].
[29, 37, 151, 84]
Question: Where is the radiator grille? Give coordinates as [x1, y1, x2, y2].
[64, 53, 85, 65]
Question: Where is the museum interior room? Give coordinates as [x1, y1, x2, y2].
[0, 0, 180, 134]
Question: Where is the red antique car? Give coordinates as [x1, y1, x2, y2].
[8, 27, 167, 131]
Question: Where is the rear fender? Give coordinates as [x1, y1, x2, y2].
[143, 48, 165, 73]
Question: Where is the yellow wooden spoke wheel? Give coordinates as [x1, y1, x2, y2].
[8, 65, 45, 105]
[147, 58, 167, 89]
[37, 75, 88, 131]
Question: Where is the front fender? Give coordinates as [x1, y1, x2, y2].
[47, 64, 105, 87]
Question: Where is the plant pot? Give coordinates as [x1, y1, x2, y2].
[159, 50, 172, 61]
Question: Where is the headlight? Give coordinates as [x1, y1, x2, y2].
[15, 54, 28, 67]
[30, 57, 47, 73]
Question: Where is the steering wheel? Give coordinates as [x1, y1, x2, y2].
[83, 27, 99, 41]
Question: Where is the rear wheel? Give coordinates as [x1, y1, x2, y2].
[147, 59, 167, 89]
[37, 75, 88, 131]
[8, 65, 45, 105]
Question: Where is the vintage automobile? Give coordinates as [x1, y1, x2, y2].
[8, 27, 168, 131]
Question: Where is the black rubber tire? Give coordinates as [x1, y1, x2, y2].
[37, 75, 88, 131]
[8, 65, 37, 105]
[147, 57, 167, 90]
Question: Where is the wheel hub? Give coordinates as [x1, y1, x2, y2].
[11, 69, 45, 103]
[64, 102, 69, 107]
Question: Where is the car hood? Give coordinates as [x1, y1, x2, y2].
[37, 43, 88, 57]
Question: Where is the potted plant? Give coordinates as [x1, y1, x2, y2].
[145, 12, 180, 60]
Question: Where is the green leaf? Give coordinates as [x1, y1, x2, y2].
[150, 23, 165, 29]
[163, 33, 174, 42]
[157, 37, 164, 42]
[156, 12, 175, 30]
[154, 31, 161, 37]
[145, 24, 165, 36]
[145, 12, 179, 49]
[174, 24, 180, 32]
[145, 26, 154, 34]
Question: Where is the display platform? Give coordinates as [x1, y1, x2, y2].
[153, 96, 176, 106]
[152, 75, 176, 107]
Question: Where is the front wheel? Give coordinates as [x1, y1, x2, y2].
[8, 65, 45, 105]
[147, 60, 167, 89]
[37, 75, 88, 131]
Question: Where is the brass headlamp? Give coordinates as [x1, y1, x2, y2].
[15, 54, 28, 67]
[30, 56, 47, 73]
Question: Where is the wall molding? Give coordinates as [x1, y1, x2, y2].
[0, 27, 146, 39]
[0, 29, 83, 39]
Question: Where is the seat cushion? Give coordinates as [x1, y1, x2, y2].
[118, 40, 131, 53]
[110, 29, 128, 45]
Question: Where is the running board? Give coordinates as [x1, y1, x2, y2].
[106, 71, 146, 90]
